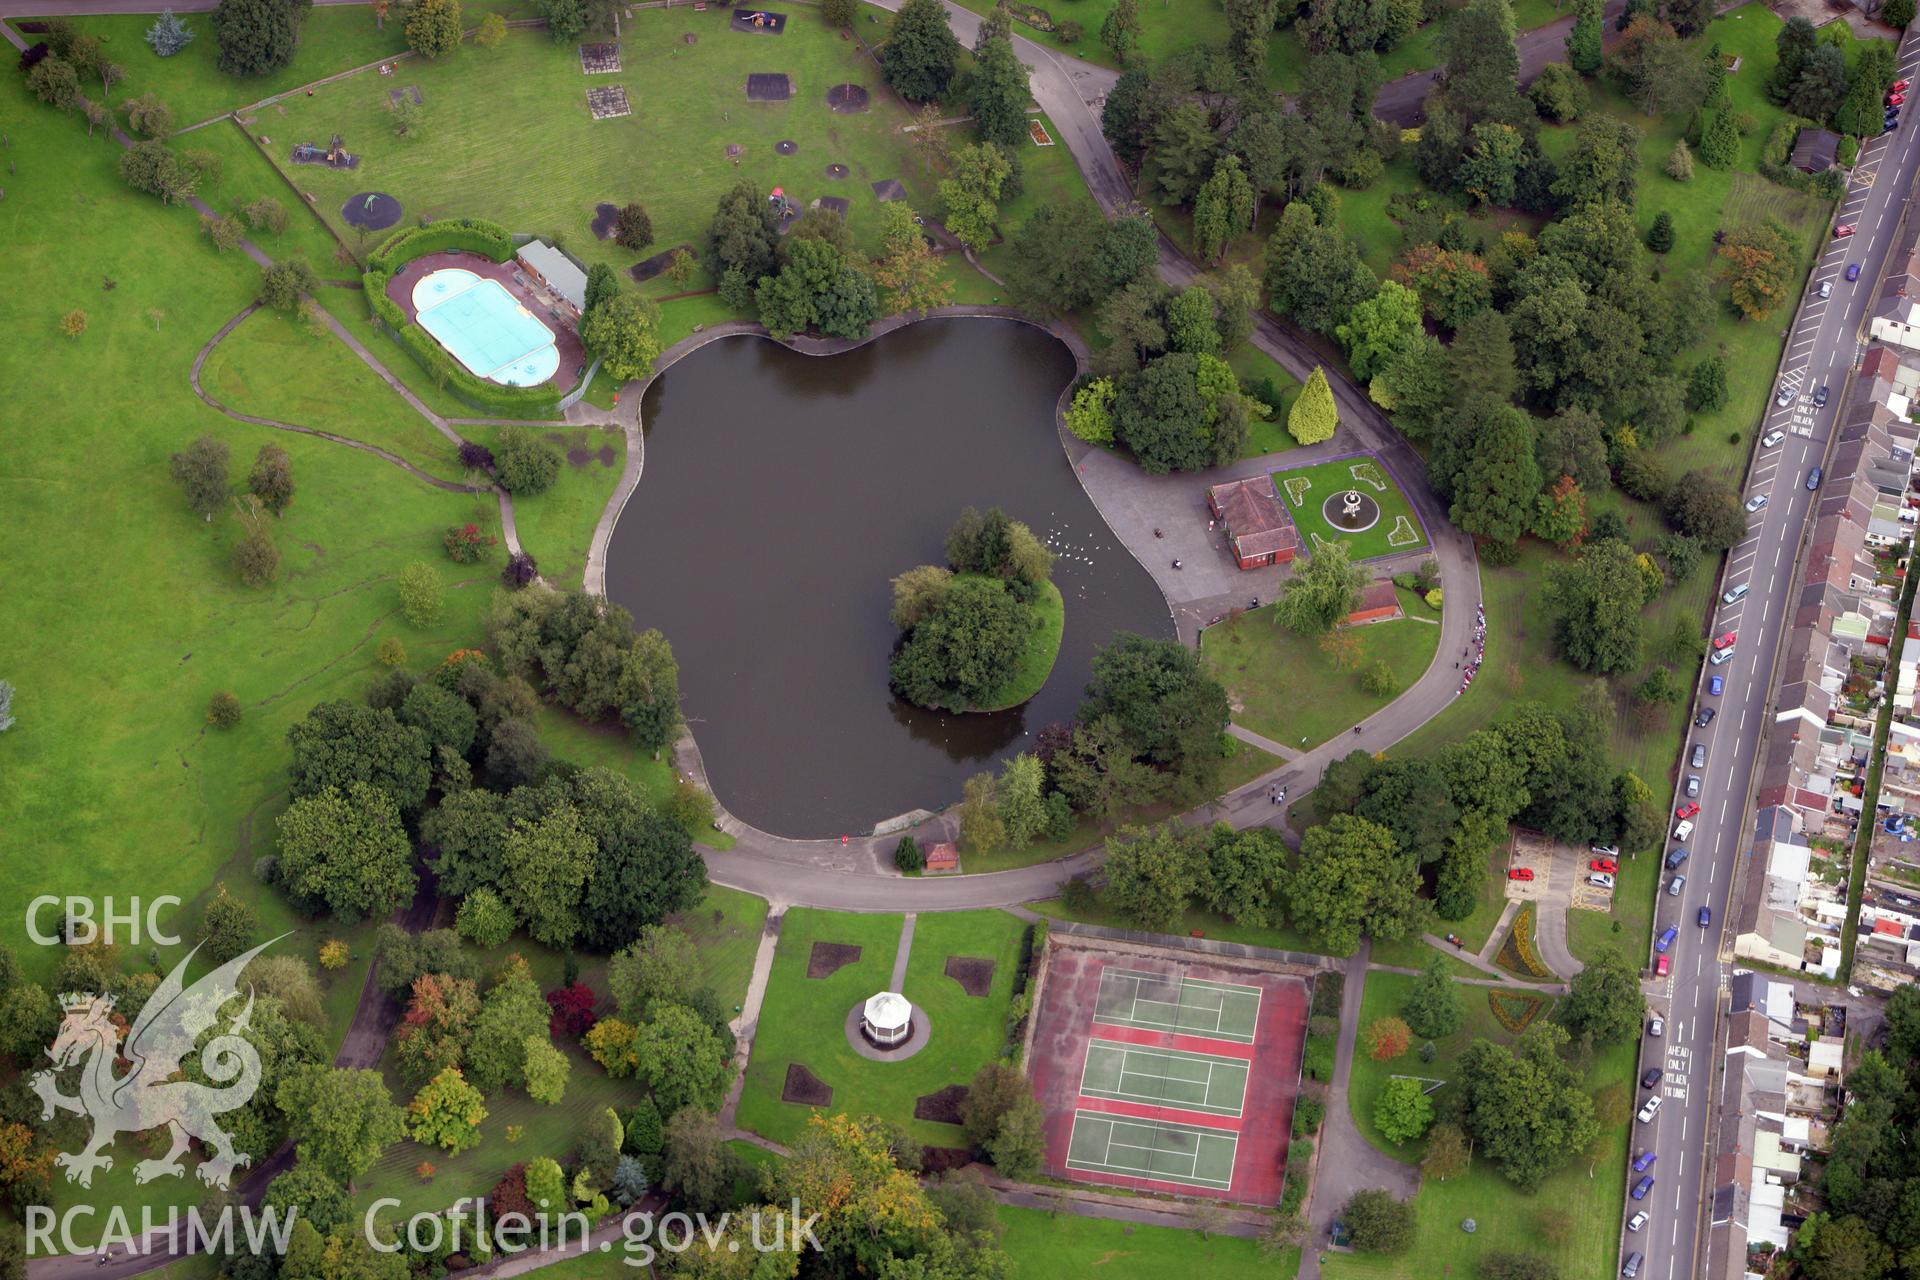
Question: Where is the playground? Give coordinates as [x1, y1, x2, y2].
[1026, 936, 1308, 1204]
[251, 8, 929, 286]
[1270, 454, 1428, 562]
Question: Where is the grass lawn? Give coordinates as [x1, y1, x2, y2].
[251, 11, 950, 279]
[945, 0, 1233, 74]
[1271, 456, 1430, 562]
[1000, 1204, 1295, 1279]
[1203, 596, 1441, 750]
[530, 709, 734, 850]
[357, 1041, 646, 1223]
[1228, 346, 1303, 458]
[1327, 970, 1634, 1280]
[970, 578, 1065, 711]
[1367, 844, 1514, 969]
[468, 423, 625, 587]
[677, 885, 772, 1015]
[186, 121, 360, 278]
[734, 908, 1026, 1147]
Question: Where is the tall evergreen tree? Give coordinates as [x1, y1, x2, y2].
[883, 0, 961, 103]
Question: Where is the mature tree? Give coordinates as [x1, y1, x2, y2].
[1266, 215, 1376, 337]
[522, 1035, 570, 1104]
[246, 443, 294, 515]
[1115, 352, 1211, 473]
[1559, 947, 1646, 1043]
[407, 1067, 486, 1152]
[1393, 245, 1492, 331]
[1795, 1213, 1896, 1280]
[579, 292, 663, 382]
[125, 93, 176, 139]
[1355, 758, 1458, 865]
[264, 1167, 351, 1237]
[1534, 407, 1609, 493]
[467, 958, 551, 1093]
[871, 201, 952, 317]
[1697, 110, 1739, 169]
[1200, 824, 1289, 926]
[577, 811, 704, 953]
[1613, 17, 1706, 118]
[169, 434, 230, 521]
[1102, 823, 1203, 930]
[1448, 402, 1539, 552]
[1887, 0, 1915, 25]
[1788, 44, 1849, 124]
[1275, 540, 1367, 636]
[636, 1002, 729, 1117]
[276, 783, 417, 923]
[1459, 122, 1526, 206]
[1224, 0, 1280, 81]
[1402, 957, 1464, 1039]
[884, 0, 961, 102]
[608, 924, 698, 1023]
[257, 257, 318, 311]
[287, 698, 431, 814]
[212, 0, 299, 76]
[1719, 222, 1794, 319]
[1456, 1023, 1598, 1189]
[961, 1060, 1031, 1149]
[1101, 0, 1141, 63]
[1531, 62, 1583, 124]
[1292, 815, 1422, 952]
[1288, 364, 1339, 445]
[1078, 633, 1230, 789]
[276, 1065, 406, 1186]
[1566, 0, 1604, 72]
[498, 804, 595, 949]
[1342, 1189, 1415, 1253]
[1338, 280, 1422, 381]
[404, 0, 461, 57]
[1423, 1121, 1471, 1182]
[148, 9, 197, 56]
[1194, 156, 1256, 262]
[1543, 540, 1645, 674]
[969, 28, 1029, 148]
[394, 972, 480, 1084]
[890, 576, 1033, 710]
[938, 142, 1013, 252]
[1663, 470, 1748, 550]
[1051, 715, 1164, 825]
[198, 884, 258, 965]
[1374, 1076, 1434, 1144]
[708, 180, 780, 284]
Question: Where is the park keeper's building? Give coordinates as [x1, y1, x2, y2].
[1208, 477, 1299, 570]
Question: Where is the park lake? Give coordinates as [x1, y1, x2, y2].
[605, 318, 1173, 836]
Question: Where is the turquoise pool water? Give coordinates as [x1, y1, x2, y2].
[410, 268, 560, 386]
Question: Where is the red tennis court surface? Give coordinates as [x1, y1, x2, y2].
[1026, 938, 1308, 1204]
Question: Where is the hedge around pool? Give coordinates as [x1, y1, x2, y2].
[361, 218, 563, 416]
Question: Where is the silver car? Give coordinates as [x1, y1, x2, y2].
[1648, 1016, 1664, 1038]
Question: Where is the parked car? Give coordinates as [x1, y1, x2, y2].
[1591, 857, 1619, 873]
[1815, 385, 1831, 407]
[1696, 707, 1716, 727]
[1761, 430, 1785, 448]
[1642, 1066, 1665, 1089]
[1691, 743, 1708, 768]
[1775, 384, 1795, 407]
[1656, 953, 1671, 976]
[1590, 872, 1616, 889]
[1676, 802, 1700, 820]
[1713, 630, 1738, 650]
[1673, 819, 1695, 841]
[1891, 91, 1907, 104]
[1627, 1211, 1650, 1233]
[1894, 79, 1910, 90]
[1808, 466, 1824, 490]
[1656, 925, 1680, 952]
[1710, 645, 1737, 666]
[1633, 1150, 1658, 1173]
[1699, 906, 1713, 928]
[1648, 1016, 1664, 1039]
[1669, 873, 1688, 896]
[1685, 775, 1701, 798]
[1837, 224, 1858, 237]
[1592, 844, 1621, 858]
[1623, 1250, 1645, 1277]
[1507, 867, 1534, 881]
[1848, 262, 1865, 282]
[1637, 1096, 1663, 1123]
[1666, 846, 1691, 870]
[1632, 1175, 1656, 1201]
[1709, 675, 1726, 696]
[1819, 279, 1834, 298]
[1724, 583, 1751, 603]
[1746, 493, 1770, 512]
[1886, 117, 1900, 133]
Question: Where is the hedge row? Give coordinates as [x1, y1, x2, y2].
[1759, 117, 1849, 199]
[369, 217, 513, 273]
[361, 222, 561, 416]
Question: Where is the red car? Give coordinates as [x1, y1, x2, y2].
[1507, 867, 1535, 881]
[1896, 80, 1912, 91]
[1675, 802, 1701, 821]
[1892, 92, 1908, 105]
[1655, 954, 1671, 976]
[1590, 857, 1619, 873]
[1837, 224, 1858, 238]
[1713, 630, 1738, 651]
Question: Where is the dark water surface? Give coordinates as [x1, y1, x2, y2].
[606, 319, 1173, 837]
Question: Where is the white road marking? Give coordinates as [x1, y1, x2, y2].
[1710, 862, 1718, 885]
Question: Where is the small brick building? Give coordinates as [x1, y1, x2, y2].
[1208, 477, 1299, 570]
[1347, 580, 1404, 625]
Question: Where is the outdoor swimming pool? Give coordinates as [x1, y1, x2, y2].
[410, 268, 560, 386]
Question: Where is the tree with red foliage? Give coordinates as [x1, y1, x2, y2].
[395, 972, 479, 1086]
[489, 1162, 534, 1221]
[1365, 1015, 1412, 1061]
[1532, 474, 1587, 549]
[546, 982, 598, 1039]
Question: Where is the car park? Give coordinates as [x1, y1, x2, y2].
[1632, 1175, 1656, 1201]
[1808, 466, 1824, 490]
[1637, 1096, 1662, 1123]
[1699, 906, 1713, 928]
[1709, 674, 1725, 695]
[1633, 1150, 1658, 1173]
[1656, 925, 1679, 952]
[1746, 493, 1769, 512]
[1627, 1211, 1650, 1233]
[1713, 630, 1737, 650]
[1590, 872, 1616, 889]
[1723, 583, 1750, 603]
[1648, 1016, 1664, 1038]
[1691, 743, 1708, 768]
[1656, 953, 1671, 976]
[1666, 846, 1690, 870]
[1710, 644, 1736, 665]
[1507, 867, 1534, 881]
[1814, 385, 1830, 407]
[1591, 857, 1619, 873]
[1696, 706, 1716, 727]
[1676, 802, 1700, 820]
[1668, 873, 1687, 896]
[1849, 262, 1865, 282]
[1819, 279, 1833, 298]
[1685, 775, 1701, 798]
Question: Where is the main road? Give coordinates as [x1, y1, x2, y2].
[1633, 28, 1920, 1280]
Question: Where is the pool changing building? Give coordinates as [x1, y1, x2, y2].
[516, 241, 589, 316]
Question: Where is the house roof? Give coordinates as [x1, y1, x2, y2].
[1209, 478, 1299, 559]
[515, 241, 588, 311]
[1791, 128, 1842, 172]
[1351, 579, 1400, 616]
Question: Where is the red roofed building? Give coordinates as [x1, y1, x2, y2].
[1207, 478, 1299, 570]
[924, 842, 960, 873]
[1347, 580, 1404, 625]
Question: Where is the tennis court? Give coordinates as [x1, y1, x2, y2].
[1065, 1110, 1239, 1191]
[1094, 967, 1263, 1043]
[1079, 1039, 1249, 1117]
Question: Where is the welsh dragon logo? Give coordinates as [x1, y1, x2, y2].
[29, 937, 285, 1189]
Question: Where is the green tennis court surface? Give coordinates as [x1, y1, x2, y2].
[1065, 1110, 1239, 1190]
[1094, 967, 1263, 1043]
[1079, 1040, 1250, 1116]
